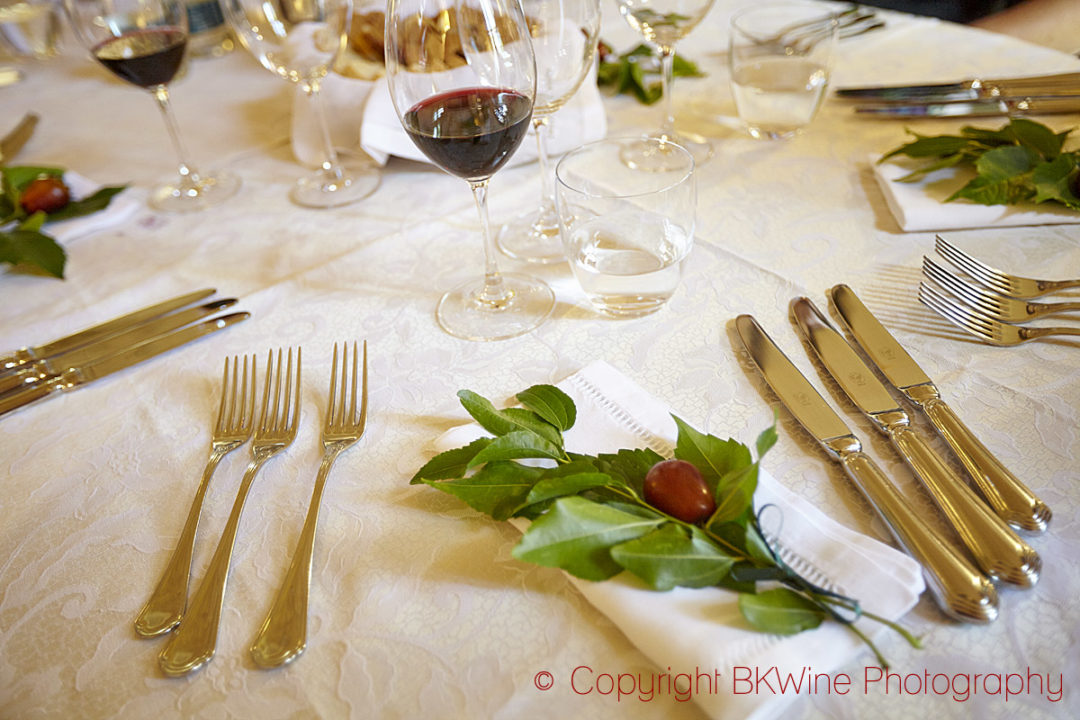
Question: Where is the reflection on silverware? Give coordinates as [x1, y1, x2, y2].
[853, 95, 1080, 118]
[836, 70, 1080, 102]
[923, 256, 1080, 323]
[134, 354, 257, 638]
[734, 313, 998, 624]
[160, 347, 301, 677]
[251, 340, 368, 669]
[935, 235, 1080, 298]
[920, 281, 1080, 346]
[791, 297, 1039, 588]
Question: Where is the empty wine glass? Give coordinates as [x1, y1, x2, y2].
[222, 0, 380, 208]
[495, 0, 601, 264]
[614, 0, 716, 171]
[63, 0, 241, 212]
[385, 0, 555, 341]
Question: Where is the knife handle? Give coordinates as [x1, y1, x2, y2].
[0, 364, 50, 396]
[915, 392, 1051, 533]
[886, 423, 1039, 588]
[0, 374, 66, 417]
[835, 446, 998, 624]
[0, 348, 36, 377]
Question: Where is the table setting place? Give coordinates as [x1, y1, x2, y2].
[1, 1, 1079, 719]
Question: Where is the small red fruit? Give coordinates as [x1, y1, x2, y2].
[20, 176, 70, 215]
[643, 459, 716, 524]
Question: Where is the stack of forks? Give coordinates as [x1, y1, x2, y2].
[919, 236, 1080, 346]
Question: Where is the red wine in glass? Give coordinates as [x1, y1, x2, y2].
[92, 28, 187, 88]
[403, 88, 533, 180]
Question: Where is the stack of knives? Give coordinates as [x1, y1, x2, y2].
[836, 71, 1080, 117]
[736, 284, 1050, 625]
[0, 290, 248, 417]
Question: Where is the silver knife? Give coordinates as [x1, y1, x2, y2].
[790, 297, 1039, 588]
[0, 298, 238, 396]
[853, 95, 1080, 118]
[0, 112, 38, 163]
[0, 312, 249, 418]
[0, 289, 216, 376]
[734, 314, 997, 624]
[828, 284, 1051, 533]
[836, 71, 1080, 102]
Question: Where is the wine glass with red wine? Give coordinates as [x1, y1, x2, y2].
[385, 0, 555, 341]
[62, 0, 240, 211]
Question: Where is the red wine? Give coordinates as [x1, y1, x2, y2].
[404, 88, 533, 180]
[93, 28, 187, 88]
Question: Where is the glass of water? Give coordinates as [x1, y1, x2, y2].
[555, 137, 695, 318]
[0, 0, 60, 60]
[729, 2, 838, 140]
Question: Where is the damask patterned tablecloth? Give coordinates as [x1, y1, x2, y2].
[1, 2, 1078, 719]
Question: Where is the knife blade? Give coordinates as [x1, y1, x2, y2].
[0, 289, 217, 376]
[0, 312, 249, 418]
[734, 314, 997, 623]
[0, 298, 238, 396]
[828, 284, 1051, 533]
[835, 71, 1080, 102]
[790, 297, 1039, 588]
[0, 111, 37, 163]
[853, 95, 1080, 118]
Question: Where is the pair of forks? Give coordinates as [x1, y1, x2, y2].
[919, 235, 1080, 346]
[134, 342, 367, 676]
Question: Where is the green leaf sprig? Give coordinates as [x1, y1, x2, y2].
[880, 118, 1080, 210]
[596, 42, 704, 105]
[412, 384, 919, 666]
[0, 166, 128, 278]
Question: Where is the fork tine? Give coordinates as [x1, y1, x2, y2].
[919, 282, 988, 338]
[358, 341, 368, 432]
[921, 282, 1006, 342]
[260, 349, 275, 432]
[327, 343, 339, 431]
[923, 257, 1004, 316]
[240, 354, 255, 433]
[288, 348, 301, 434]
[338, 342, 348, 427]
[216, 357, 231, 435]
[348, 341, 358, 425]
[935, 235, 1013, 295]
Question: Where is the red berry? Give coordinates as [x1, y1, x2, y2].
[20, 176, 70, 215]
[643, 459, 716, 524]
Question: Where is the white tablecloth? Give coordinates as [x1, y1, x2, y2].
[2, 2, 1078, 719]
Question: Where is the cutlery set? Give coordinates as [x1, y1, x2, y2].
[141, 342, 367, 676]
[736, 284, 1051, 624]
[921, 235, 1080, 346]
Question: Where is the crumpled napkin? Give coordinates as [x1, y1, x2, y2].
[432, 360, 925, 720]
[872, 154, 1080, 232]
[43, 172, 140, 245]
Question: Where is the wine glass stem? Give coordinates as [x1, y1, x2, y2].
[532, 115, 557, 229]
[469, 179, 509, 306]
[152, 85, 201, 192]
[658, 46, 676, 140]
[306, 80, 345, 184]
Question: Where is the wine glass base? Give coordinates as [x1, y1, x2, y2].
[620, 132, 713, 172]
[436, 273, 555, 341]
[496, 209, 565, 264]
[290, 149, 381, 209]
[746, 125, 802, 141]
[150, 170, 241, 212]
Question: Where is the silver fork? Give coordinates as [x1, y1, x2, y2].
[923, 256, 1080, 322]
[159, 348, 301, 676]
[920, 282, 1080, 346]
[251, 341, 368, 668]
[134, 355, 256, 638]
[936, 235, 1080, 299]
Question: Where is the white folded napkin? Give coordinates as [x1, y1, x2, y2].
[872, 154, 1080, 232]
[432, 360, 924, 720]
[48, 172, 140, 245]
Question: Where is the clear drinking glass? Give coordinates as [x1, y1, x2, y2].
[729, 2, 839, 140]
[556, 137, 695, 317]
[223, 0, 380, 208]
[614, 0, 715, 171]
[0, 0, 60, 60]
[495, 0, 602, 265]
[63, 0, 241, 212]
[385, 0, 555, 341]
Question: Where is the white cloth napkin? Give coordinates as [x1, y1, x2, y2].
[433, 361, 924, 720]
[872, 154, 1080, 232]
[49, 172, 140, 244]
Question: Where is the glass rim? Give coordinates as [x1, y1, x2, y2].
[555, 136, 696, 200]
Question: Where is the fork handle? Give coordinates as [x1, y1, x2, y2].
[250, 448, 341, 668]
[1027, 325, 1080, 339]
[159, 456, 266, 676]
[134, 450, 227, 638]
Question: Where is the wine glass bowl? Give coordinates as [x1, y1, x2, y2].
[222, 0, 380, 208]
[63, 0, 241, 212]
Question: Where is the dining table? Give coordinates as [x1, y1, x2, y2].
[1, 1, 1078, 718]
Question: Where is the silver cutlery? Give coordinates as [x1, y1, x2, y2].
[935, 235, 1080, 299]
[0, 111, 38, 163]
[852, 95, 1080, 118]
[836, 70, 1080, 102]
[134, 354, 257, 638]
[923, 256, 1080, 322]
[0, 288, 216, 375]
[830, 284, 1051, 533]
[735, 314, 998, 624]
[920, 281, 1080, 346]
[791, 297, 1039, 587]
[0, 313, 249, 418]
[160, 348, 301, 677]
[251, 341, 368, 668]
